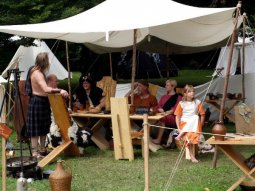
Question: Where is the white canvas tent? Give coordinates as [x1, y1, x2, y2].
[1, 40, 68, 80]
[213, 41, 255, 76]
[0, 0, 242, 54]
[195, 40, 255, 121]
[0, 76, 7, 83]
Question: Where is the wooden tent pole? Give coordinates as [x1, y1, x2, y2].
[6, 83, 12, 124]
[143, 114, 149, 191]
[219, 2, 241, 122]
[131, 29, 137, 106]
[109, 53, 113, 78]
[2, 138, 6, 191]
[241, 14, 246, 102]
[166, 44, 170, 78]
[65, 41, 72, 109]
[1, 85, 6, 191]
[212, 2, 241, 169]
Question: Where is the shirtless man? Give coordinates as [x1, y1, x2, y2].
[26, 52, 68, 158]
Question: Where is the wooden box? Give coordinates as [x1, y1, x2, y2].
[234, 105, 255, 134]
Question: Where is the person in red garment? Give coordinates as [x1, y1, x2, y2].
[129, 80, 158, 114]
[152, 79, 182, 145]
[127, 80, 158, 131]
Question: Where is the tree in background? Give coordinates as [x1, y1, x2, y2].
[0, 0, 254, 76]
[0, 0, 103, 71]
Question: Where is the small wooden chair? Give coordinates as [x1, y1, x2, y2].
[97, 76, 117, 111]
[111, 97, 143, 161]
[176, 87, 184, 95]
[148, 83, 159, 97]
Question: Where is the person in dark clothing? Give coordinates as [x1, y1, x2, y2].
[73, 75, 105, 113]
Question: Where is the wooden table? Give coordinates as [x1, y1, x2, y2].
[206, 98, 243, 122]
[70, 112, 164, 149]
[206, 133, 255, 191]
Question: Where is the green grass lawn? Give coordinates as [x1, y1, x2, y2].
[1, 122, 254, 191]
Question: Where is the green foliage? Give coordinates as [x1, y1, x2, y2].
[117, 69, 214, 88]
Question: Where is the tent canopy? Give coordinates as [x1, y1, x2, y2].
[0, 0, 242, 54]
[214, 41, 255, 76]
[1, 40, 68, 80]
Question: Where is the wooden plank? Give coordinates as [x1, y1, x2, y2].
[130, 114, 164, 121]
[91, 130, 109, 150]
[206, 134, 255, 145]
[70, 112, 164, 121]
[219, 145, 251, 174]
[227, 167, 255, 191]
[70, 112, 111, 118]
[111, 97, 134, 161]
[48, 94, 72, 142]
[48, 94, 80, 156]
[38, 141, 72, 168]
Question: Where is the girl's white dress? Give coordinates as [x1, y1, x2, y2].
[174, 99, 205, 144]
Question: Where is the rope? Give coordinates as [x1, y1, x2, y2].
[150, 123, 234, 138]
[163, 140, 188, 191]
[198, 32, 232, 107]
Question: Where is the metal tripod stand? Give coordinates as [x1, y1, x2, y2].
[0, 69, 32, 176]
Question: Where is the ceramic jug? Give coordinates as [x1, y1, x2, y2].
[49, 160, 72, 191]
[212, 121, 227, 141]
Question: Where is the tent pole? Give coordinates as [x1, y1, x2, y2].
[166, 44, 170, 78]
[6, 83, 12, 124]
[219, 2, 241, 122]
[241, 14, 246, 102]
[65, 41, 72, 109]
[109, 53, 113, 78]
[131, 29, 137, 106]
[1, 85, 6, 191]
[212, 2, 241, 169]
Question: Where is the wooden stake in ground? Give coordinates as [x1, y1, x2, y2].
[1, 84, 7, 191]
[143, 114, 149, 191]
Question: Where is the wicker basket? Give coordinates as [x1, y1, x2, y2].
[49, 160, 72, 191]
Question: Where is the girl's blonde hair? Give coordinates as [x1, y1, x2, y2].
[182, 84, 195, 101]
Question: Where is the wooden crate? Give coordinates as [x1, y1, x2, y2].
[234, 105, 255, 134]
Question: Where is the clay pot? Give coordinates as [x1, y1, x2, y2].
[212, 122, 227, 141]
[49, 160, 72, 191]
